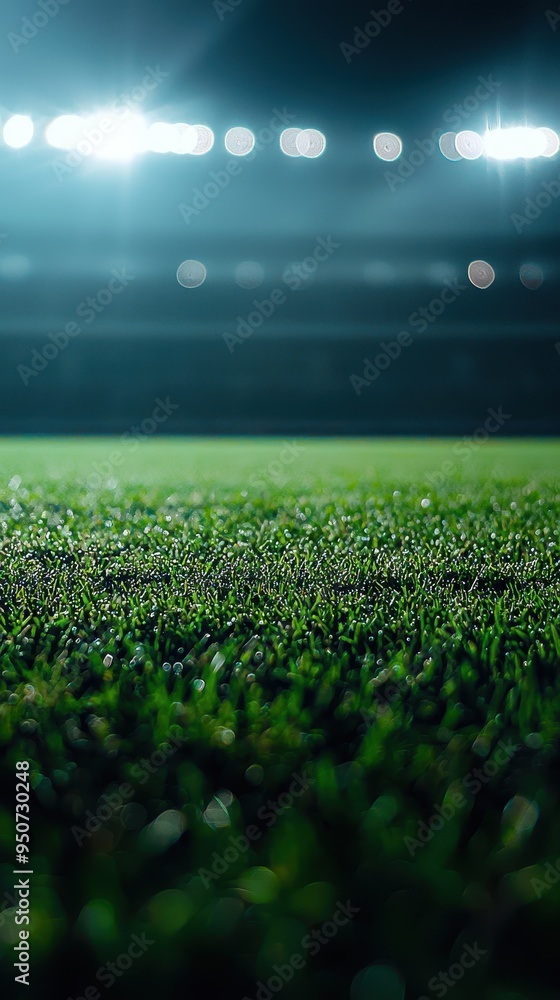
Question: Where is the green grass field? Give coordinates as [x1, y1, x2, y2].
[0, 439, 559, 1000]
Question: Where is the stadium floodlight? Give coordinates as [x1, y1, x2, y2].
[455, 130, 484, 159]
[225, 126, 255, 156]
[538, 127, 560, 158]
[468, 260, 495, 289]
[484, 126, 548, 160]
[296, 128, 326, 158]
[45, 115, 85, 150]
[373, 132, 402, 161]
[3, 114, 34, 149]
[279, 128, 302, 157]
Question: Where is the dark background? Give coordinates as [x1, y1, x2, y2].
[0, 0, 559, 434]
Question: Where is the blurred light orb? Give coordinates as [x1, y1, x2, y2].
[146, 810, 186, 852]
[245, 763, 264, 785]
[235, 260, 265, 289]
[502, 795, 540, 837]
[519, 262, 544, 290]
[427, 261, 459, 284]
[455, 130, 484, 159]
[120, 802, 147, 830]
[225, 126, 255, 156]
[190, 124, 214, 155]
[364, 261, 397, 286]
[538, 126, 560, 158]
[484, 126, 548, 160]
[170, 123, 198, 155]
[279, 128, 302, 157]
[77, 899, 115, 943]
[438, 131, 462, 161]
[177, 259, 207, 288]
[373, 132, 402, 161]
[93, 113, 147, 160]
[203, 797, 231, 829]
[45, 115, 85, 150]
[468, 260, 495, 289]
[351, 963, 406, 1000]
[296, 128, 326, 158]
[0, 254, 31, 280]
[454, 131, 481, 159]
[3, 114, 34, 149]
[147, 122, 176, 153]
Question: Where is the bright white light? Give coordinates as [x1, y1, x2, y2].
[190, 125, 214, 155]
[149, 122, 211, 155]
[484, 126, 548, 160]
[170, 123, 198, 155]
[455, 131, 484, 160]
[147, 122, 175, 153]
[92, 113, 147, 160]
[3, 114, 34, 149]
[45, 115, 85, 150]
[177, 260, 207, 288]
[296, 128, 326, 158]
[280, 128, 301, 157]
[438, 132, 462, 161]
[225, 126, 255, 156]
[373, 132, 402, 161]
[468, 260, 495, 289]
[50, 110, 148, 160]
[537, 127, 559, 158]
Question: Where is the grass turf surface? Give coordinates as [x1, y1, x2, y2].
[0, 438, 559, 999]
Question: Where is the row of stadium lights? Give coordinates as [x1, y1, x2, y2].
[176, 259, 545, 289]
[0, 114, 559, 160]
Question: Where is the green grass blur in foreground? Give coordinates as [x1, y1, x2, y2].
[0, 438, 559, 1000]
